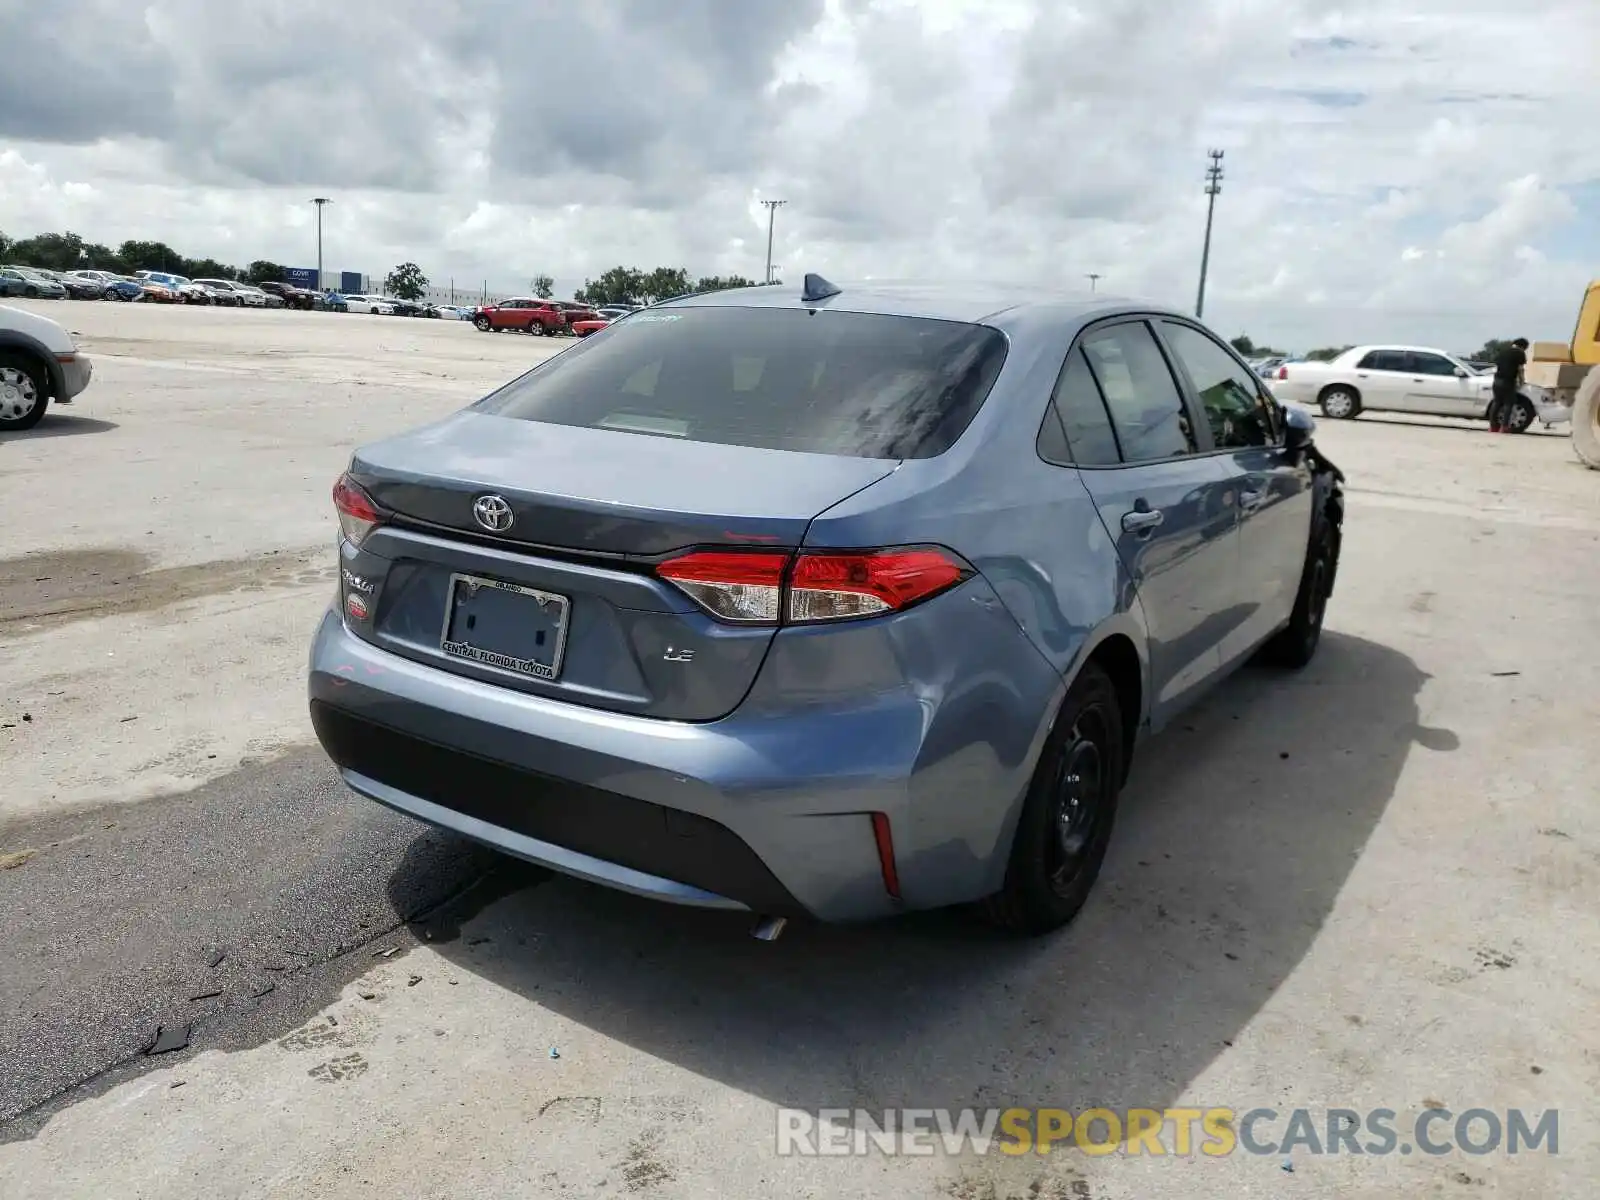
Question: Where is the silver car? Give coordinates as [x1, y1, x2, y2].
[308, 280, 1344, 935]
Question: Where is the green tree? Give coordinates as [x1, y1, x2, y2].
[576, 266, 646, 307]
[1230, 333, 1287, 358]
[0, 230, 11, 261]
[693, 274, 758, 293]
[186, 257, 239, 281]
[384, 262, 429, 300]
[1475, 339, 1511, 363]
[9, 230, 87, 271]
[118, 239, 184, 274]
[531, 273, 554, 299]
[245, 260, 285, 285]
[640, 266, 691, 303]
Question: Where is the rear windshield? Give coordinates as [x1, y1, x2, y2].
[475, 306, 1009, 459]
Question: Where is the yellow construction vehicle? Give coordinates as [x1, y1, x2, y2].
[1528, 280, 1600, 467]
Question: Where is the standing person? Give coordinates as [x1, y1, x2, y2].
[1488, 338, 1529, 432]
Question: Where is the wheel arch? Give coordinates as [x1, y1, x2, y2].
[1080, 633, 1143, 784]
[1317, 380, 1362, 406]
[0, 331, 66, 398]
[1056, 625, 1148, 787]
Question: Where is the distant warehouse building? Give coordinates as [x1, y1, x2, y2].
[281, 266, 369, 293]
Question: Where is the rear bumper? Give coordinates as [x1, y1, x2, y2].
[308, 584, 1061, 922]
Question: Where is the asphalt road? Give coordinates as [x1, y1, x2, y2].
[0, 750, 538, 1132]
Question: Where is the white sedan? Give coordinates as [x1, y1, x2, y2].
[1270, 345, 1551, 433]
[343, 294, 395, 315]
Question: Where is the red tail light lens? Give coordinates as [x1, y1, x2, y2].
[656, 551, 788, 623]
[655, 546, 970, 626]
[1277, 365, 1288, 380]
[332, 473, 385, 548]
[789, 549, 966, 622]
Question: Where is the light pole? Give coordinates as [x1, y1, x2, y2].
[311, 197, 332, 289]
[760, 199, 786, 284]
[1195, 150, 1223, 320]
[1086, 273, 1101, 293]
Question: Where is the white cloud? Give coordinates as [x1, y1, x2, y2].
[1, 0, 1596, 352]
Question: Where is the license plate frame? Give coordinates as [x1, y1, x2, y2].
[439, 572, 571, 682]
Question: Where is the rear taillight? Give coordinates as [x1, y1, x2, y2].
[789, 549, 966, 622]
[655, 546, 970, 626]
[332, 473, 385, 548]
[1277, 365, 1288, 380]
[655, 551, 787, 623]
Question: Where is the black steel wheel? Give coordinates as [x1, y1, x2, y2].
[985, 662, 1124, 935]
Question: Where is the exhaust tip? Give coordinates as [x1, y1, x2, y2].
[751, 915, 788, 942]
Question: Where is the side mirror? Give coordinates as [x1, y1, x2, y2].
[1280, 401, 1315, 453]
[1454, 366, 1469, 378]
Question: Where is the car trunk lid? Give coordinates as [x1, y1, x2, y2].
[342, 412, 897, 720]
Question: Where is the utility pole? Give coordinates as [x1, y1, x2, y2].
[311, 197, 332, 289]
[1195, 150, 1223, 320]
[1086, 273, 1101, 294]
[760, 199, 786, 284]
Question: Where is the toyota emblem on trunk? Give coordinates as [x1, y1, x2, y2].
[472, 494, 514, 532]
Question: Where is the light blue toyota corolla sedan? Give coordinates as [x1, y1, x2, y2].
[308, 277, 1344, 937]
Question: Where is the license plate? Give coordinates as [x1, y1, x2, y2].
[440, 573, 570, 681]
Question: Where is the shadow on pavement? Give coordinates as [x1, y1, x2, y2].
[0, 414, 119, 440]
[1356, 416, 1563, 439]
[401, 631, 1448, 1115]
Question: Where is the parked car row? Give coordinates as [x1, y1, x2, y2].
[0, 264, 482, 321]
[0, 265, 289, 307]
[470, 298, 635, 336]
[5, 262, 625, 332]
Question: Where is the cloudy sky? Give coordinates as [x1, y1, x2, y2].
[2, 0, 1596, 351]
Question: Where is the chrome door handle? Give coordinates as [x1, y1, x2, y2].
[1239, 488, 1265, 512]
[1122, 508, 1165, 533]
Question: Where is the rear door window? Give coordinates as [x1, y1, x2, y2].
[1039, 348, 1122, 466]
[1078, 322, 1197, 462]
[478, 306, 1009, 460]
[1364, 350, 1408, 372]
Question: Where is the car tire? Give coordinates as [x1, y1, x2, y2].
[1503, 397, 1536, 435]
[0, 351, 50, 432]
[23, 287, 38, 299]
[1261, 498, 1339, 669]
[527, 320, 545, 336]
[983, 662, 1124, 936]
[1318, 386, 1361, 419]
[1572, 368, 1600, 469]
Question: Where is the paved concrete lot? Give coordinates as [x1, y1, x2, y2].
[1, 301, 1597, 1198]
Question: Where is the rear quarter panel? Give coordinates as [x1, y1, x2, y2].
[800, 305, 1153, 896]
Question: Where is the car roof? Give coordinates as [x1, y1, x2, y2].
[1348, 344, 1459, 359]
[656, 279, 1183, 329]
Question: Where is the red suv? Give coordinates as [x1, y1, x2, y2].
[474, 298, 572, 336]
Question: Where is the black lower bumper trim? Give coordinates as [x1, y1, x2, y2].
[309, 701, 804, 915]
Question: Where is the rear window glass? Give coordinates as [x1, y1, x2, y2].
[475, 306, 1009, 459]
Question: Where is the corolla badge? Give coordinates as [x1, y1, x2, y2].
[472, 494, 514, 533]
